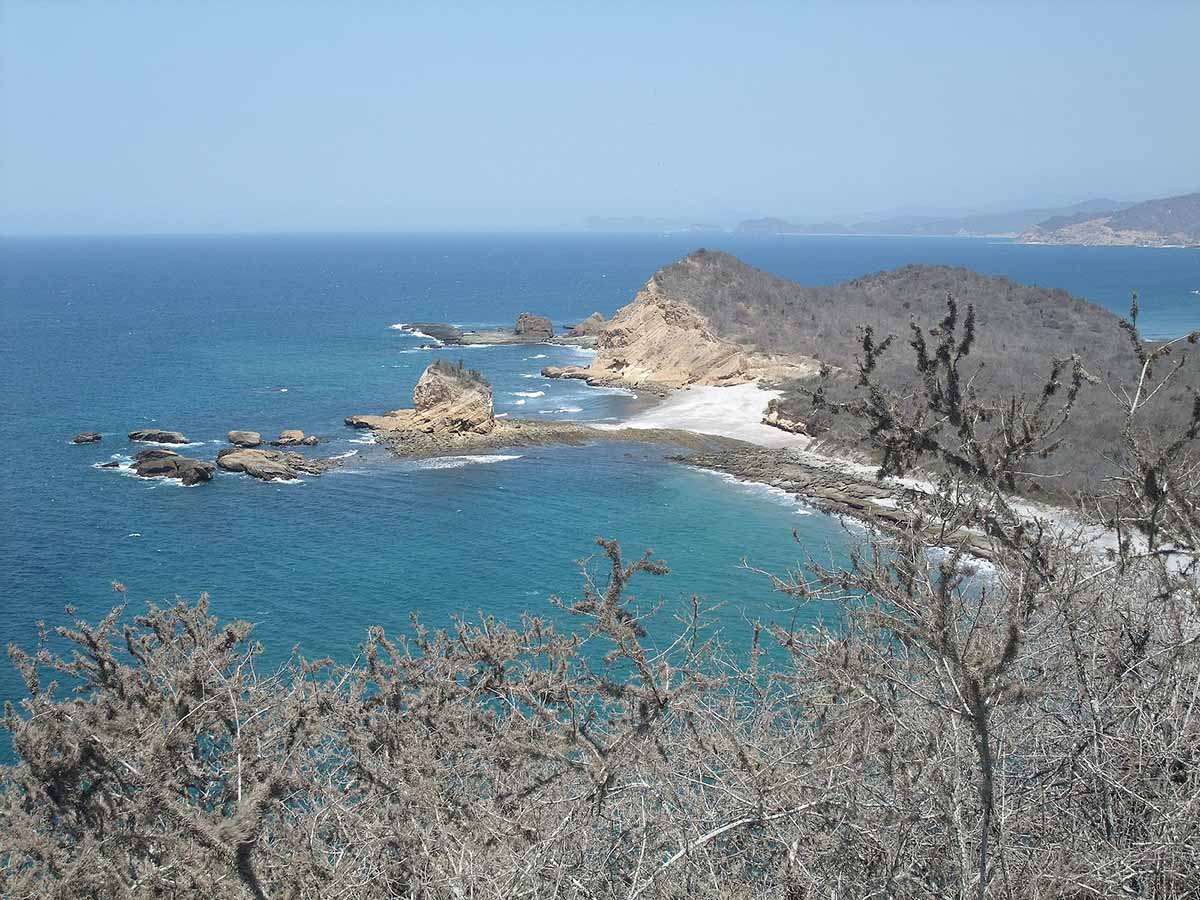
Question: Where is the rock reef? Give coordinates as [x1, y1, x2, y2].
[128, 429, 190, 445]
[216, 448, 342, 481]
[227, 430, 262, 448]
[680, 447, 998, 560]
[71, 432, 102, 444]
[131, 449, 214, 485]
[271, 429, 319, 446]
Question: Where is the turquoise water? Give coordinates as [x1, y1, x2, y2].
[2, 234, 1198, 734]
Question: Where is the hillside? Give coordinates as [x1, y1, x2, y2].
[734, 198, 1131, 237]
[1018, 192, 1200, 247]
[640, 250, 1191, 491]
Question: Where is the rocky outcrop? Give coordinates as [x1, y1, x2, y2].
[568, 312, 606, 336]
[411, 364, 495, 433]
[131, 449, 214, 485]
[541, 271, 820, 391]
[345, 361, 500, 451]
[514, 313, 554, 339]
[271, 429, 319, 446]
[216, 448, 341, 481]
[227, 430, 262, 448]
[762, 408, 806, 435]
[128, 429, 190, 444]
[72, 432, 102, 444]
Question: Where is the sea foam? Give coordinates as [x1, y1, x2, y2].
[406, 454, 522, 471]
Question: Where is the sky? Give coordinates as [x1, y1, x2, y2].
[2, 1, 1198, 234]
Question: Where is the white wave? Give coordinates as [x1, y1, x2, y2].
[129, 439, 205, 449]
[390, 323, 443, 344]
[94, 459, 202, 488]
[348, 434, 377, 445]
[520, 373, 537, 378]
[279, 388, 288, 393]
[406, 454, 522, 471]
[525, 353, 548, 360]
[586, 385, 638, 398]
[1192, 290, 1200, 296]
[539, 406, 583, 414]
[127, 533, 141, 538]
[511, 398, 526, 406]
[511, 390, 545, 398]
[327, 449, 360, 460]
[496, 412, 510, 418]
[689, 467, 815, 516]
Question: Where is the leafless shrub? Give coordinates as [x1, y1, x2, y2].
[4, 302, 1200, 898]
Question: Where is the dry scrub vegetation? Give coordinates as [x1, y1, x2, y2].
[659, 250, 1200, 495]
[3, 295, 1200, 898]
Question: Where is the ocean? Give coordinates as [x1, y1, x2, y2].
[2, 233, 1198, 738]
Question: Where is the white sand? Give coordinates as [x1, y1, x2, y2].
[595, 383, 810, 449]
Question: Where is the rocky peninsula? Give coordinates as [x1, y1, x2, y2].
[540, 256, 821, 392]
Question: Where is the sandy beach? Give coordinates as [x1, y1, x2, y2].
[594, 382, 810, 449]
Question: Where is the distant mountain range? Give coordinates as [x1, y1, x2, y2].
[1017, 192, 1200, 247]
[581, 216, 722, 233]
[734, 199, 1133, 238]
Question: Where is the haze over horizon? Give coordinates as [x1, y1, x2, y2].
[2, 1, 1198, 235]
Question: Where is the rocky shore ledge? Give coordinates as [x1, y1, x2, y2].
[398, 312, 601, 348]
[347, 359, 747, 457]
[678, 447, 1000, 560]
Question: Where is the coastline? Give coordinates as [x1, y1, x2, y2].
[593, 382, 1114, 560]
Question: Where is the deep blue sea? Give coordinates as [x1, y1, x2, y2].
[2, 233, 1198, 742]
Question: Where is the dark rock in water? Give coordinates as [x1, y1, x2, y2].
[216, 447, 342, 481]
[227, 430, 262, 448]
[515, 312, 554, 339]
[130, 448, 214, 485]
[128, 429, 190, 444]
[270, 429, 319, 447]
[71, 432, 103, 444]
[405, 323, 465, 345]
[98, 460, 121, 468]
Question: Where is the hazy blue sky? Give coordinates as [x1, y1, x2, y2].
[2, 1, 1197, 233]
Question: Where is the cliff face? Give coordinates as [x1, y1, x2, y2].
[543, 263, 821, 391]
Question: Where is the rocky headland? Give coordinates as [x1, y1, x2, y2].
[541, 255, 821, 392]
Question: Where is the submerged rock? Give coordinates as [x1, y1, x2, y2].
[216, 448, 342, 481]
[227, 430, 262, 448]
[514, 312, 554, 339]
[130, 448, 214, 485]
[71, 432, 103, 444]
[128, 429, 190, 444]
